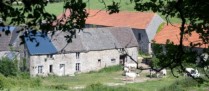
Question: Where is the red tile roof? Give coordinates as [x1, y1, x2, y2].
[55, 9, 156, 29]
[86, 10, 156, 29]
[53, 9, 71, 26]
[154, 24, 208, 48]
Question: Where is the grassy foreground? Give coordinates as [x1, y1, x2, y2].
[0, 65, 208, 91]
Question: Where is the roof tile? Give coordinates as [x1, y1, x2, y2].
[86, 10, 156, 29]
[154, 24, 208, 48]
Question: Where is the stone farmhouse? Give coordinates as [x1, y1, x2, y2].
[153, 24, 208, 53]
[0, 26, 23, 60]
[84, 10, 165, 54]
[24, 27, 138, 77]
[57, 9, 164, 54]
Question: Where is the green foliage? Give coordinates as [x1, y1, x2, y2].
[0, 74, 6, 90]
[138, 50, 150, 57]
[0, 72, 41, 90]
[83, 83, 137, 91]
[152, 41, 199, 70]
[22, 58, 27, 72]
[0, 57, 17, 77]
[151, 57, 160, 68]
[156, 22, 165, 33]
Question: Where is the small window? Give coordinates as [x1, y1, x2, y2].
[49, 65, 53, 73]
[60, 64, 65, 69]
[47, 54, 53, 58]
[138, 33, 141, 41]
[76, 63, 80, 71]
[98, 59, 101, 62]
[111, 59, 116, 63]
[76, 52, 80, 59]
[38, 66, 43, 73]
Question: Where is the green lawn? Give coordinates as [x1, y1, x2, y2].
[3, 65, 207, 91]
[41, 71, 124, 87]
[45, 2, 65, 15]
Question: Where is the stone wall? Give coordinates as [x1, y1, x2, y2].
[132, 29, 149, 54]
[29, 47, 138, 77]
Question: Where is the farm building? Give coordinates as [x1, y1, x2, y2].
[24, 27, 138, 77]
[85, 10, 164, 54]
[56, 9, 164, 54]
[0, 26, 23, 60]
[153, 24, 208, 53]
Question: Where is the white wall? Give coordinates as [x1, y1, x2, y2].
[29, 47, 138, 77]
[29, 53, 77, 77]
[125, 47, 138, 63]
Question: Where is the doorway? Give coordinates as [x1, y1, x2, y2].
[60, 64, 65, 76]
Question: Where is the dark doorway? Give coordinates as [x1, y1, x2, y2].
[120, 55, 127, 65]
[49, 65, 53, 73]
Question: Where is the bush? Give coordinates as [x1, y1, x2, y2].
[0, 57, 18, 77]
[18, 72, 30, 79]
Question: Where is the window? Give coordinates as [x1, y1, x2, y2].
[76, 63, 80, 71]
[76, 52, 80, 59]
[60, 64, 65, 69]
[98, 59, 101, 62]
[47, 54, 53, 58]
[38, 66, 43, 73]
[138, 33, 141, 41]
[98, 59, 101, 66]
[111, 59, 116, 63]
[49, 65, 53, 73]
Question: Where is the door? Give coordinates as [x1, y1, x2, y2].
[120, 55, 126, 66]
[60, 64, 65, 76]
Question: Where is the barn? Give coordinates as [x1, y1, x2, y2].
[24, 27, 138, 76]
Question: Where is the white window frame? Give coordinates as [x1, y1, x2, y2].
[38, 66, 43, 73]
[76, 63, 80, 71]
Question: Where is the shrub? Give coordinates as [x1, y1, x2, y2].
[0, 57, 18, 77]
[18, 72, 30, 79]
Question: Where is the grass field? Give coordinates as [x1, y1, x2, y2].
[45, 0, 181, 23]
[1, 65, 207, 91]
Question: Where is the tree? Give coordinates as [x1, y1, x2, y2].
[1, 0, 209, 80]
[132, 0, 209, 80]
